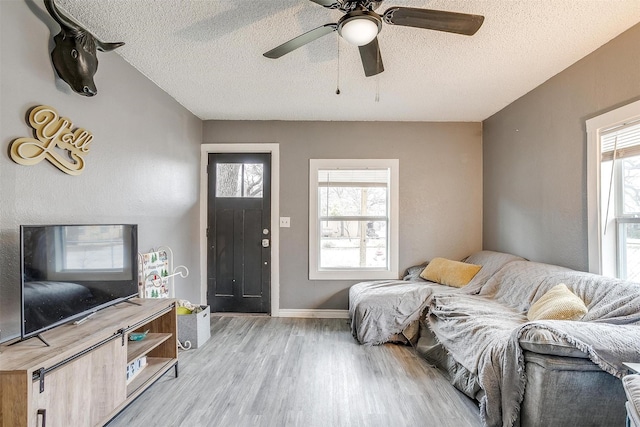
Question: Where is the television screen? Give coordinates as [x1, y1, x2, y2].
[21, 224, 138, 338]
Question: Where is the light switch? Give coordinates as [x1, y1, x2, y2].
[280, 217, 291, 228]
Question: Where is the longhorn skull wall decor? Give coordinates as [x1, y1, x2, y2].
[44, 0, 124, 96]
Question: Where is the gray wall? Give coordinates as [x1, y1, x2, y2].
[203, 121, 482, 310]
[483, 23, 640, 271]
[0, 0, 202, 342]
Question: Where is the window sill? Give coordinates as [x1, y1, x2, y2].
[309, 270, 399, 281]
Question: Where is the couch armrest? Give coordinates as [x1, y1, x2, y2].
[518, 321, 640, 378]
[520, 352, 626, 427]
[624, 375, 640, 427]
[519, 327, 589, 358]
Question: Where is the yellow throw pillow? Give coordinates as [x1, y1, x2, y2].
[527, 284, 588, 321]
[419, 257, 482, 288]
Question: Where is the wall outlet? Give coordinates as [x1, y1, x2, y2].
[280, 217, 291, 228]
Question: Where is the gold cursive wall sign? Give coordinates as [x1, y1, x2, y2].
[10, 105, 93, 176]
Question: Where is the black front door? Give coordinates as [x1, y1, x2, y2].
[207, 153, 271, 313]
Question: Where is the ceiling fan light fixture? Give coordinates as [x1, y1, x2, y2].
[338, 15, 381, 46]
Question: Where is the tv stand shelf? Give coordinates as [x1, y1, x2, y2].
[127, 357, 174, 397]
[0, 298, 178, 427]
[127, 332, 172, 362]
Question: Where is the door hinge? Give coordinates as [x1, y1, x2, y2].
[206, 227, 210, 237]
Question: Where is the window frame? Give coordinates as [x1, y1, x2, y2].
[309, 159, 399, 280]
[615, 154, 640, 280]
[586, 100, 640, 275]
[617, 218, 640, 280]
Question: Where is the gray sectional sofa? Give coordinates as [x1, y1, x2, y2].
[624, 374, 640, 427]
[349, 250, 640, 427]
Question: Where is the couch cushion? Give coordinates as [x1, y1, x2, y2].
[527, 283, 588, 321]
[518, 327, 589, 358]
[420, 257, 482, 288]
[463, 250, 527, 293]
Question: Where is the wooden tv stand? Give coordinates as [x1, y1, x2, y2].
[0, 298, 178, 427]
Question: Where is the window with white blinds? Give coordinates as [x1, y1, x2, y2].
[600, 118, 640, 282]
[309, 159, 399, 280]
[601, 121, 640, 161]
[586, 100, 640, 278]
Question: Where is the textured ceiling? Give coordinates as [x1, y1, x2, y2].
[54, 0, 640, 122]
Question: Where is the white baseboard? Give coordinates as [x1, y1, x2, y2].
[277, 309, 349, 319]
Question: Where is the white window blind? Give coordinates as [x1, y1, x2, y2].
[318, 169, 389, 186]
[601, 121, 640, 161]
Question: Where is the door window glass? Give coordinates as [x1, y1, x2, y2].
[216, 163, 263, 198]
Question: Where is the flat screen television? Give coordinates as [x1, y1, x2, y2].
[20, 224, 138, 341]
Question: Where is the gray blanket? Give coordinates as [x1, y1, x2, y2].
[349, 280, 441, 345]
[428, 260, 640, 427]
[349, 251, 526, 346]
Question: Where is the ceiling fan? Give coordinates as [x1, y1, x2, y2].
[263, 0, 484, 77]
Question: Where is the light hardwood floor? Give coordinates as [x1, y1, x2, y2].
[107, 316, 481, 427]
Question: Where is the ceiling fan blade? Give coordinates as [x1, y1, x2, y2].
[383, 7, 484, 36]
[308, 0, 340, 7]
[264, 24, 337, 59]
[358, 37, 384, 77]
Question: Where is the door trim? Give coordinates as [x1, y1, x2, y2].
[200, 143, 280, 316]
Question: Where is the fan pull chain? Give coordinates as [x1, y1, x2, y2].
[375, 75, 380, 102]
[336, 34, 341, 95]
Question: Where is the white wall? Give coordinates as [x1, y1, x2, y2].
[0, 0, 203, 342]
